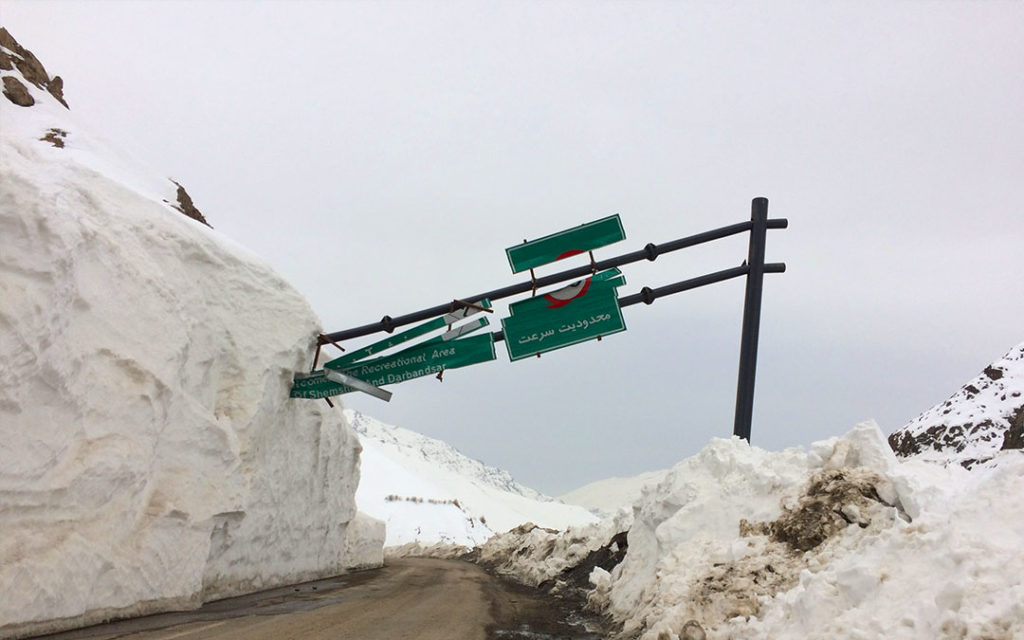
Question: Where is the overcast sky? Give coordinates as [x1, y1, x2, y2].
[4, 1, 1022, 495]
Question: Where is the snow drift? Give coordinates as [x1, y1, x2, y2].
[0, 31, 383, 638]
[601, 423, 1023, 639]
[482, 422, 1024, 640]
[349, 409, 598, 548]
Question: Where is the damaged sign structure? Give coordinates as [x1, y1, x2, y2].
[296, 198, 786, 441]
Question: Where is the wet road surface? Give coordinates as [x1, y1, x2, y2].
[37, 558, 605, 640]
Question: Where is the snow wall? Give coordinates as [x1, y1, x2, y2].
[0, 36, 384, 638]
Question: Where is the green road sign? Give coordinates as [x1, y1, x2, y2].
[502, 282, 626, 361]
[506, 214, 625, 274]
[291, 370, 346, 399]
[291, 368, 394, 401]
[323, 333, 496, 389]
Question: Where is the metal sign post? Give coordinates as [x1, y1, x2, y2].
[734, 197, 770, 442]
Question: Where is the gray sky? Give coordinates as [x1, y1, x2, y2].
[4, 1, 1022, 495]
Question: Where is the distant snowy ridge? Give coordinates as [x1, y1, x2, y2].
[347, 409, 549, 501]
[0, 30, 382, 639]
[889, 341, 1024, 466]
[348, 409, 598, 547]
[559, 468, 669, 517]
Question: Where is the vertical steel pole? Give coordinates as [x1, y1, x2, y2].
[734, 197, 769, 441]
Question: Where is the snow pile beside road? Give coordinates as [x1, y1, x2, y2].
[476, 515, 631, 591]
[0, 33, 383, 639]
[484, 422, 1024, 640]
[350, 410, 598, 547]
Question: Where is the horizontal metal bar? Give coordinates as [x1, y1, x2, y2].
[618, 266, 745, 308]
[492, 262, 786, 343]
[619, 262, 786, 308]
[324, 219, 787, 343]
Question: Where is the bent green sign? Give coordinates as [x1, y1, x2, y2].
[506, 214, 625, 274]
[322, 333, 496, 390]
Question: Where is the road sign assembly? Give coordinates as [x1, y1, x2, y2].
[302, 199, 787, 444]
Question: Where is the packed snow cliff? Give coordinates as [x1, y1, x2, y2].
[349, 409, 598, 548]
[0, 30, 383, 638]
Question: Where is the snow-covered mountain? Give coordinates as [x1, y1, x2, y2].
[559, 468, 669, 517]
[348, 409, 598, 547]
[0, 30, 382, 639]
[888, 342, 1024, 466]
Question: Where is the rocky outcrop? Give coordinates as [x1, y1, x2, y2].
[1001, 406, 1024, 451]
[888, 342, 1024, 466]
[2, 74, 33, 106]
[0, 27, 67, 107]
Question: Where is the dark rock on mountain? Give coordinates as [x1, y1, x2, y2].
[171, 181, 212, 228]
[2, 74, 33, 106]
[1001, 407, 1024, 451]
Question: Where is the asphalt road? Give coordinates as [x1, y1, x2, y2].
[38, 558, 604, 640]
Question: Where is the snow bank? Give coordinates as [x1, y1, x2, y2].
[350, 410, 598, 548]
[476, 515, 631, 590]
[483, 422, 1024, 640]
[0, 45, 382, 638]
